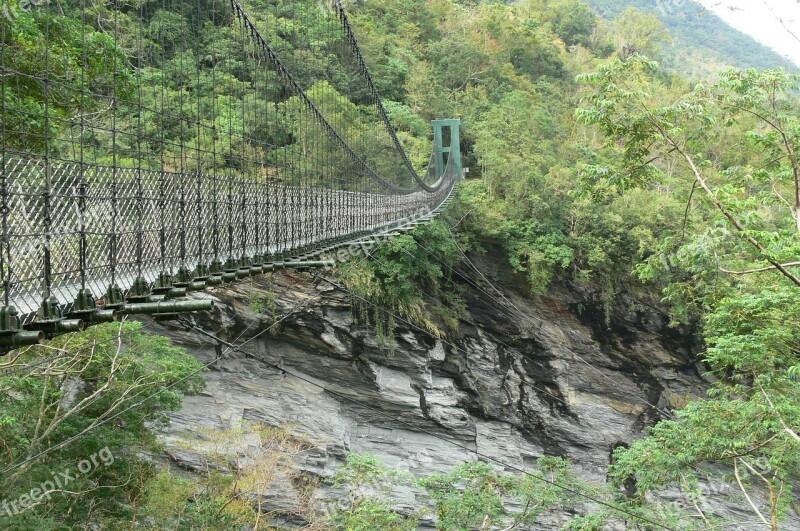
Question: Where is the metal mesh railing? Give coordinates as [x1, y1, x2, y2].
[2, 155, 455, 317]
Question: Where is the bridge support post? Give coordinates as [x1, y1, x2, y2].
[25, 296, 85, 337]
[0, 306, 44, 352]
[432, 119, 463, 180]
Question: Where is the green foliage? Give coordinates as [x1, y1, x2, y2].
[138, 471, 256, 530]
[0, 322, 205, 528]
[338, 219, 467, 340]
[330, 454, 636, 530]
[577, 55, 800, 308]
[356, 0, 687, 311]
[0, 1, 130, 153]
[552, 0, 599, 48]
[421, 461, 506, 529]
[333, 452, 401, 488]
[330, 453, 417, 530]
[579, 52, 800, 527]
[334, 498, 416, 531]
[610, 287, 800, 527]
[2, 0, 425, 188]
[609, 7, 671, 59]
[249, 284, 276, 317]
[134, 423, 311, 529]
[4, 0, 800, 527]
[417, 456, 645, 529]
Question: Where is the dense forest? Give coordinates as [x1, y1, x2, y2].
[1, 0, 798, 528]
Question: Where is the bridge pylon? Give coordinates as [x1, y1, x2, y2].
[432, 119, 463, 180]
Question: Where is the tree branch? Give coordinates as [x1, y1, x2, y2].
[680, 180, 698, 243]
[668, 139, 800, 286]
[734, 458, 772, 530]
[719, 262, 800, 275]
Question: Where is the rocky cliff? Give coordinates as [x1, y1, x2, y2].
[147, 253, 783, 528]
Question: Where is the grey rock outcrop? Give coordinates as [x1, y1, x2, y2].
[149, 254, 795, 528]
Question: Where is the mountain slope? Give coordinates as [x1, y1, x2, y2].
[586, 0, 798, 76]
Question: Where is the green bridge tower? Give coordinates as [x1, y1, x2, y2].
[432, 119, 463, 180]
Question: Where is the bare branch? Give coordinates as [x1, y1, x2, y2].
[680, 473, 712, 528]
[760, 0, 800, 44]
[719, 262, 800, 275]
[733, 458, 772, 529]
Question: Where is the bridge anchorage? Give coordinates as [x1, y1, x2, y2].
[0, 0, 462, 352]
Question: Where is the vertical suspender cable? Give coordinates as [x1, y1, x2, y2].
[0, 5, 8, 306]
[109, 2, 119, 289]
[158, 11, 167, 276]
[261, 51, 269, 259]
[297, 6, 305, 251]
[284, 9, 295, 254]
[211, 0, 220, 271]
[239, 7, 248, 261]
[42, 0, 52, 301]
[278, 6, 288, 256]
[251, 42, 260, 262]
[177, 6, 188, 272]
[78, 0, 88, 291]
[226, 4, 235, 264]
[135, 0, 145, 280]
[263, 34, 271, 259]
[195, 0, 205, 275]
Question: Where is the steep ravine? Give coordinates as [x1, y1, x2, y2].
[146, 254, 783, 528]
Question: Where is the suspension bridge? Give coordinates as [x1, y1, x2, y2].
[0, 8, 714, 528]
[0, 0, 461, 348]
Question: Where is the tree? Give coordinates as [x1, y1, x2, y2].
[328, 453, 417, 530]
[0, 3, 129, 153]
[0, 322, 205, 528]
[137, 423, 315, 529]
[610, 287, 800, 529]
[578, 55, 800, 528]
[610, 8, 671, 59]
[578, 57, 800, 286]
[419, 457, 649, 529]
[552, 0, 598, 48]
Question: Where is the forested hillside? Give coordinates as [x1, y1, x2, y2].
[585, 0, 799, 75]
[1, 0, 798, 528]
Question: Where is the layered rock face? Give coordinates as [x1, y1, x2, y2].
[151, 255, 757, 527]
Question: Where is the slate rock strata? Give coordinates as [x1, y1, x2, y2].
[149, 255, 798, 529]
